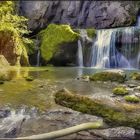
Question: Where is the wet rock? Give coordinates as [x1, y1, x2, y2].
[19, 108, 103, 138]
[89, 69, 126, 83]
[134, 92, 140, 98]
[90, 127, 135, 140]
[134, 86, 140, 91]
[128, 84, 137, 88]
[0, 109, 10, 118]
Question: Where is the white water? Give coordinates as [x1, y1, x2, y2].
[89, 30, 113, 68]
[88, 26, 140, 69]
[137, 15, 140, 26]
[77, 29, 88, 67]
[77, 40, 84, 67]
[36, 49, 40, 66]
[0, 109, 30, 136]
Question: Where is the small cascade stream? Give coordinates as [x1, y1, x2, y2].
[77, 40, 83, 67]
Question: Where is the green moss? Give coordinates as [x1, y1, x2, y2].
[39, 24, 80, 62]
[113, 86, 129, 95]
[89, 71, 126, 83]
[55, 89, 140, 128]
[124, 95, 140, 103]
[86, 28, 96, 38]
[130, 72, 140, 80]
[25, 76, 34, 81]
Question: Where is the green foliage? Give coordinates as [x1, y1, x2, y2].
[113, 86, 129, 95]
[0, 1, 32, 65]
[86, 28, 96, 38]
[124, 95, 140, 103]
[0, 1, 32, 48]
[39, 24, 80, 62]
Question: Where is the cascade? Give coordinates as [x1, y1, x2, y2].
[35, 37, 40, 67]
[87, 26, 140, 69]
[77, 40, 83, 67]
[36, 49, 40, 66]
[77, 29, 88, 67]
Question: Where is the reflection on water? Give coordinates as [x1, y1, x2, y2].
[0, 67, 139, 111]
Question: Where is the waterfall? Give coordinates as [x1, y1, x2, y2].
[88, 27, 140, 69]
[137, 15, 140, 26]
[77, 29, 93, 67]
[77, 40, 84, 67]
[35, 37, 40, 67]
[36, 49, 40, 66]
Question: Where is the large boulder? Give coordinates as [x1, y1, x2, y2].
[19, 1, 139, 31]
[89, 70, 126, 83]
[39, 24, 79, 66]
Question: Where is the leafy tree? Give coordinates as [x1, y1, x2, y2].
[0, 1, 31, 45]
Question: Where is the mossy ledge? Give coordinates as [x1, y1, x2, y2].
[89, 70, 126, 83]
[39, 24, 80, 62]
[55, 89, 140, 128]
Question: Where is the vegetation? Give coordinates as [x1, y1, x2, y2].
[89, 71, 126, 83]
[39, 24, 79, 62]
[113, 86, 129, 95]
[130, 72, 140, 80]
[0, 1, 31, 65]
[25, 76, 34, 82]
[86, 28, 96, 38]
[55, 89, 140, 128]
[124, 95, 140, 103]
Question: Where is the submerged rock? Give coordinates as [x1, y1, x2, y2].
[89, 70, 126, 83]
[91, 127, 135, 140]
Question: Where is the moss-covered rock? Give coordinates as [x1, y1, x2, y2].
[25, 76, 34, 81]
[89, 70, 126, 83]
[130, 72, 140, 80]
[55, 88, 140, 128]
[39, 24, 79, 63]
[124, 95, 140, 103]
[113, 86, 129, 95]
[86, 28, 96, 38]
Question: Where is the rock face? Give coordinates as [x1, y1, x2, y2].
[20, 1, 139, 31]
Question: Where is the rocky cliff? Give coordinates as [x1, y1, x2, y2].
[20, 1, 140, 32]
